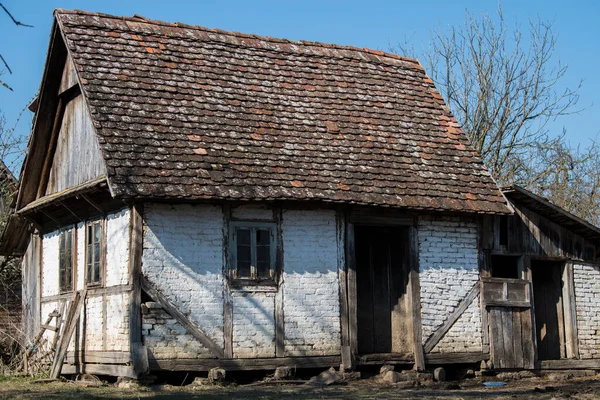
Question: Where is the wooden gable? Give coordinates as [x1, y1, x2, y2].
[44, 57, 107, 196]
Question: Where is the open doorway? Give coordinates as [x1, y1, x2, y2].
[354, 226, 410, 354]
[531, 260, 565, 360]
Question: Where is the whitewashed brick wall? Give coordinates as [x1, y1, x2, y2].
[85, 296, 104, 351]
[282, 210, 341, 357]
[42, 231, 60, 297]
[232, 292, 276, 358]
[105, 292, 130, 352]
[573, 263, 600, 358]
[105, 209, 130, 287]
[418, 216, 482, 352]
[142, 204, 225, 358]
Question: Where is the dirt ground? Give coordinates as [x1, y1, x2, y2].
[1, 373, 600, 400]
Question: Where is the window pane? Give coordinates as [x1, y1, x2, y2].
[94, 243, 101, 264]
[94, 223, 101, 243]
[256, 229, 271, 278]
[256, 229, 270, 246]
[236, 228, 252, 278]
[237, 228, 251, 245]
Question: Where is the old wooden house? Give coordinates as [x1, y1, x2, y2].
[2, 9, 599, 378]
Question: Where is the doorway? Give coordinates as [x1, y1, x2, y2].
[355, 226, 410, 354]
[531, 260, 565, 360]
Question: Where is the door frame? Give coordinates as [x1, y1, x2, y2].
[342, 211, 425, 370]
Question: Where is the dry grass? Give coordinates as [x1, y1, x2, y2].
[0, 374, 600, 400]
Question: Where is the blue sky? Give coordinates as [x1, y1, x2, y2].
[1, 0, 598, 161]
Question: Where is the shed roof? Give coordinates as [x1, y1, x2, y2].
[48, 9, 510, 213]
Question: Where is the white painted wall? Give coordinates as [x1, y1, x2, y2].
[282, 210, 341, 357]
[418, 215, 482, 353]
[142, 204, 225, 358]
[105, 209, 130, 287]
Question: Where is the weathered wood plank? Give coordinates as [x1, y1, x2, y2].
[140, 275, 224, 359]
[336, 208, 351, 369]
[50, 289, 86, 379]
[345, 220, 358, 365]
[501, 308, 514, 368]
[407, 226, 425, 371]
[149, 356, 341, 371]
[221, 204, 233, 359]
[66, 351, 130, 365]
[489, 307, 505, 369]
[512, 307, 524, 368]
[537, 359, 600, 370]
[358, 353, 414, 365]
[128, 205, 147, 376]
[425, 352, 488, 365]
[274, 207, 285, 358]
[423, 282, 480, 353]
[562, 262, 579, 359]
[62, 363, 136, 378]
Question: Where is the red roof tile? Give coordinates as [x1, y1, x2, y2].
[55, 9, 510, 214]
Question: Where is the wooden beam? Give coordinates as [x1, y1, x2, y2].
[66, 351, 130, 365]
[274, 207, 285, 358]
[128, 205, 147, 376]
[358, 353, 414, 365]
[337, 209, 351, 369]
[536, 359, 600, 370]
[423, 282, 481, 353]
[345, 219, 358, 365]
[59, 200, 82, 221]
[79, 193, 105, 214]
[140, 275, 225, 359]
[562, 261, 579, 359]
[62, 363, 136, 378]
[407, 226, 425, 371]
[149, 355, 341, 372]
[425, 352, 488, 365]
[36, 97, 66, 200]
[222, 204, 233, 359]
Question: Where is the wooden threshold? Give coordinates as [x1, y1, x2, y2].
[357, 353, 414, 365]
[425, 352, 489, 364]
[536, 359, 600, 370]
[149, 356, 341, 372]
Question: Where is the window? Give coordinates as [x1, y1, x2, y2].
[86, 220, 103, 286]
[59, 227, 75, 292]
[491, 255, 521, 279]
[229, 222, 276, 281]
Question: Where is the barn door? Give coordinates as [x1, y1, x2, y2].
[483, 277, 535, 369]
[355, 226, 410, 354]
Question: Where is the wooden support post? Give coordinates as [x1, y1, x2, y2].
[562, 261, 579, 359]
[274, 207, 285, 358]
[407, 226, 425, 371]
[337, 209, 351, 369]
[128, 204, 148, 376]
[222, 204, 233, 359]
[345, 218, 358, 367]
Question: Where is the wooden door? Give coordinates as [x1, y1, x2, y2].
[355, 226, 409, 354]
[531, 261, 565, 360]
[489, 306, 534, 369]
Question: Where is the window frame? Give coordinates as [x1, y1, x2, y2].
[228, 221, 277, 285]
[85, 218, 106, 287]
[58, 226, 76, 293]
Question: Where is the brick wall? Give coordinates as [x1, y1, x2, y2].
[232, 292, 276, 358]
[142, 204, 225, 359]
[573, 263, 600, 359]
[282, 210, 341, 357]
[418, 215, 482, 353]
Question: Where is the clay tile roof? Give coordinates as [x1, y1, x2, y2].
[54, 9, 511, 214]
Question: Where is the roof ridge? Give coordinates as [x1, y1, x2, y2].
[54, 8, 423, 68]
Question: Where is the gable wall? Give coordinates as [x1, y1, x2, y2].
[45, 82, 106, 196]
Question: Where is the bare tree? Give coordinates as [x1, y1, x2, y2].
[0, 3, 33, 91]
[394, 6, 581, 184]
